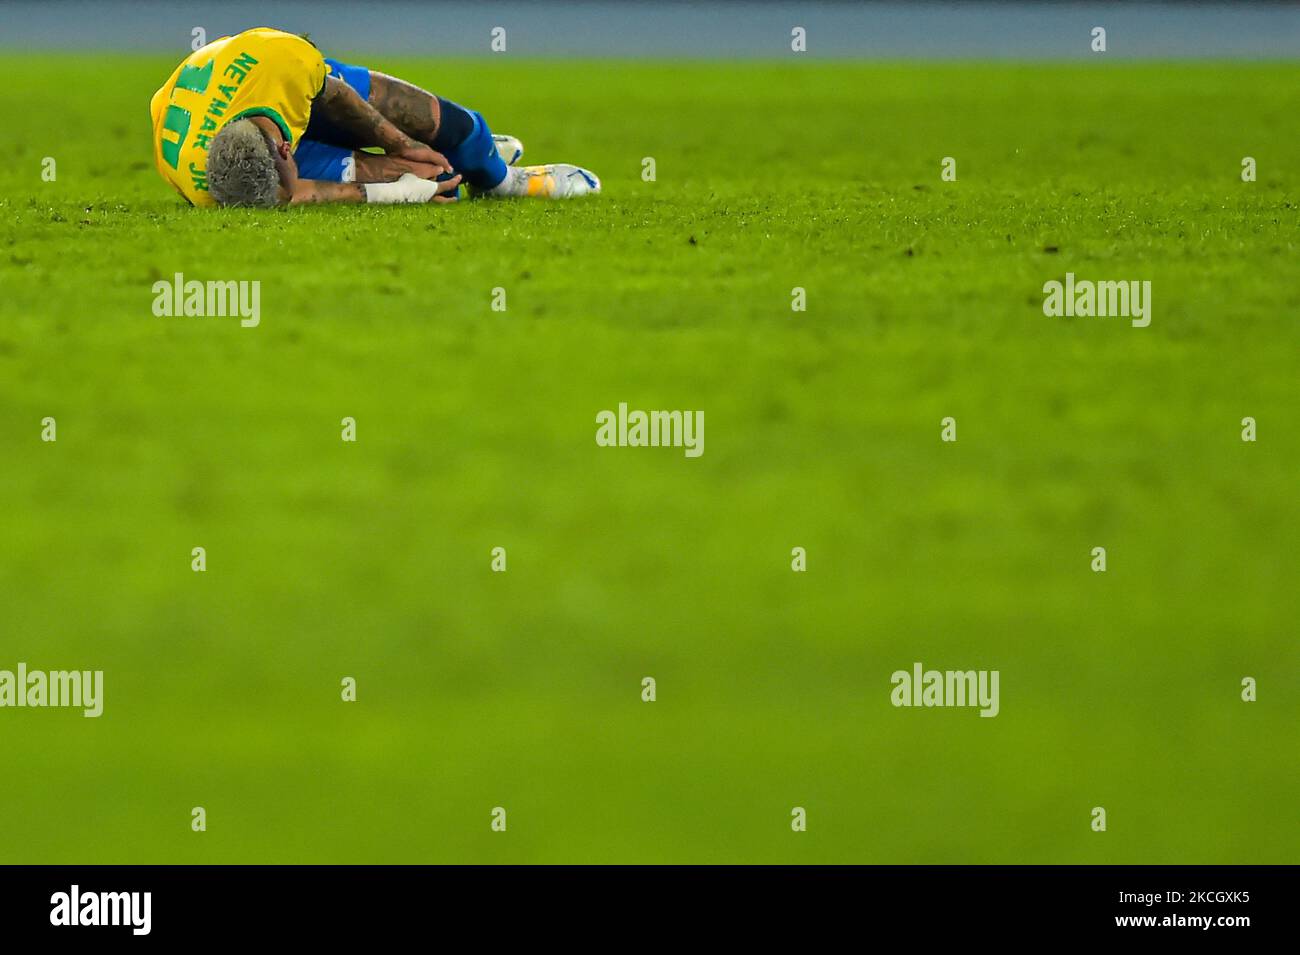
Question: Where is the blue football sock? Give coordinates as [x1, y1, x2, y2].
[434, 98, 508, 191]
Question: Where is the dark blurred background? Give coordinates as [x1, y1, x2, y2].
[0, 1, 1296, 58]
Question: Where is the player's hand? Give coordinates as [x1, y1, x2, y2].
[428, 174, 462, 204]
[398, 172, 461, 204]
[394, 140, 453, 176]
[362, 173, 461, 204]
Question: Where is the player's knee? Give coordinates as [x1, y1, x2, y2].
[431, 98, 476, 152]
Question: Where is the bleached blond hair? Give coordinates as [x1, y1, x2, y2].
[207, 119, 280, 207]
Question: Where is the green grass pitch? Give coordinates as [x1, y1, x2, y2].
[0, 56, 1296, 863]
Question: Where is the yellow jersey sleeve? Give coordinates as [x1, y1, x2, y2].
[149, 28, 328, 207]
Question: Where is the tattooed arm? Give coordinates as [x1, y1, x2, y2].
[290, 173, 461, 205]
[289, 180, 367, 204]
[352, 151, 446, 183]
[290, 174, 461, 205]
[315, 75, 453, 173]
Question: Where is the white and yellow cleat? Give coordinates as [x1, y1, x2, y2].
[492, 134, 524, 166]
[485, 163, 601, 199]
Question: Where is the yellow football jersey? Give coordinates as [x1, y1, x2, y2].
[150, 27, 328, 206]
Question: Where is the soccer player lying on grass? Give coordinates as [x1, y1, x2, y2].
[150, 26, 601, 206]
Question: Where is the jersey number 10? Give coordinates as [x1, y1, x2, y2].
[160, 61, 214, 169]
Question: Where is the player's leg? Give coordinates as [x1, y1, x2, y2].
[367, 71, 509, 191]
[309, 63, 519, 164]
[367, 71, 599, 198]
[312, 61, 518, 195]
